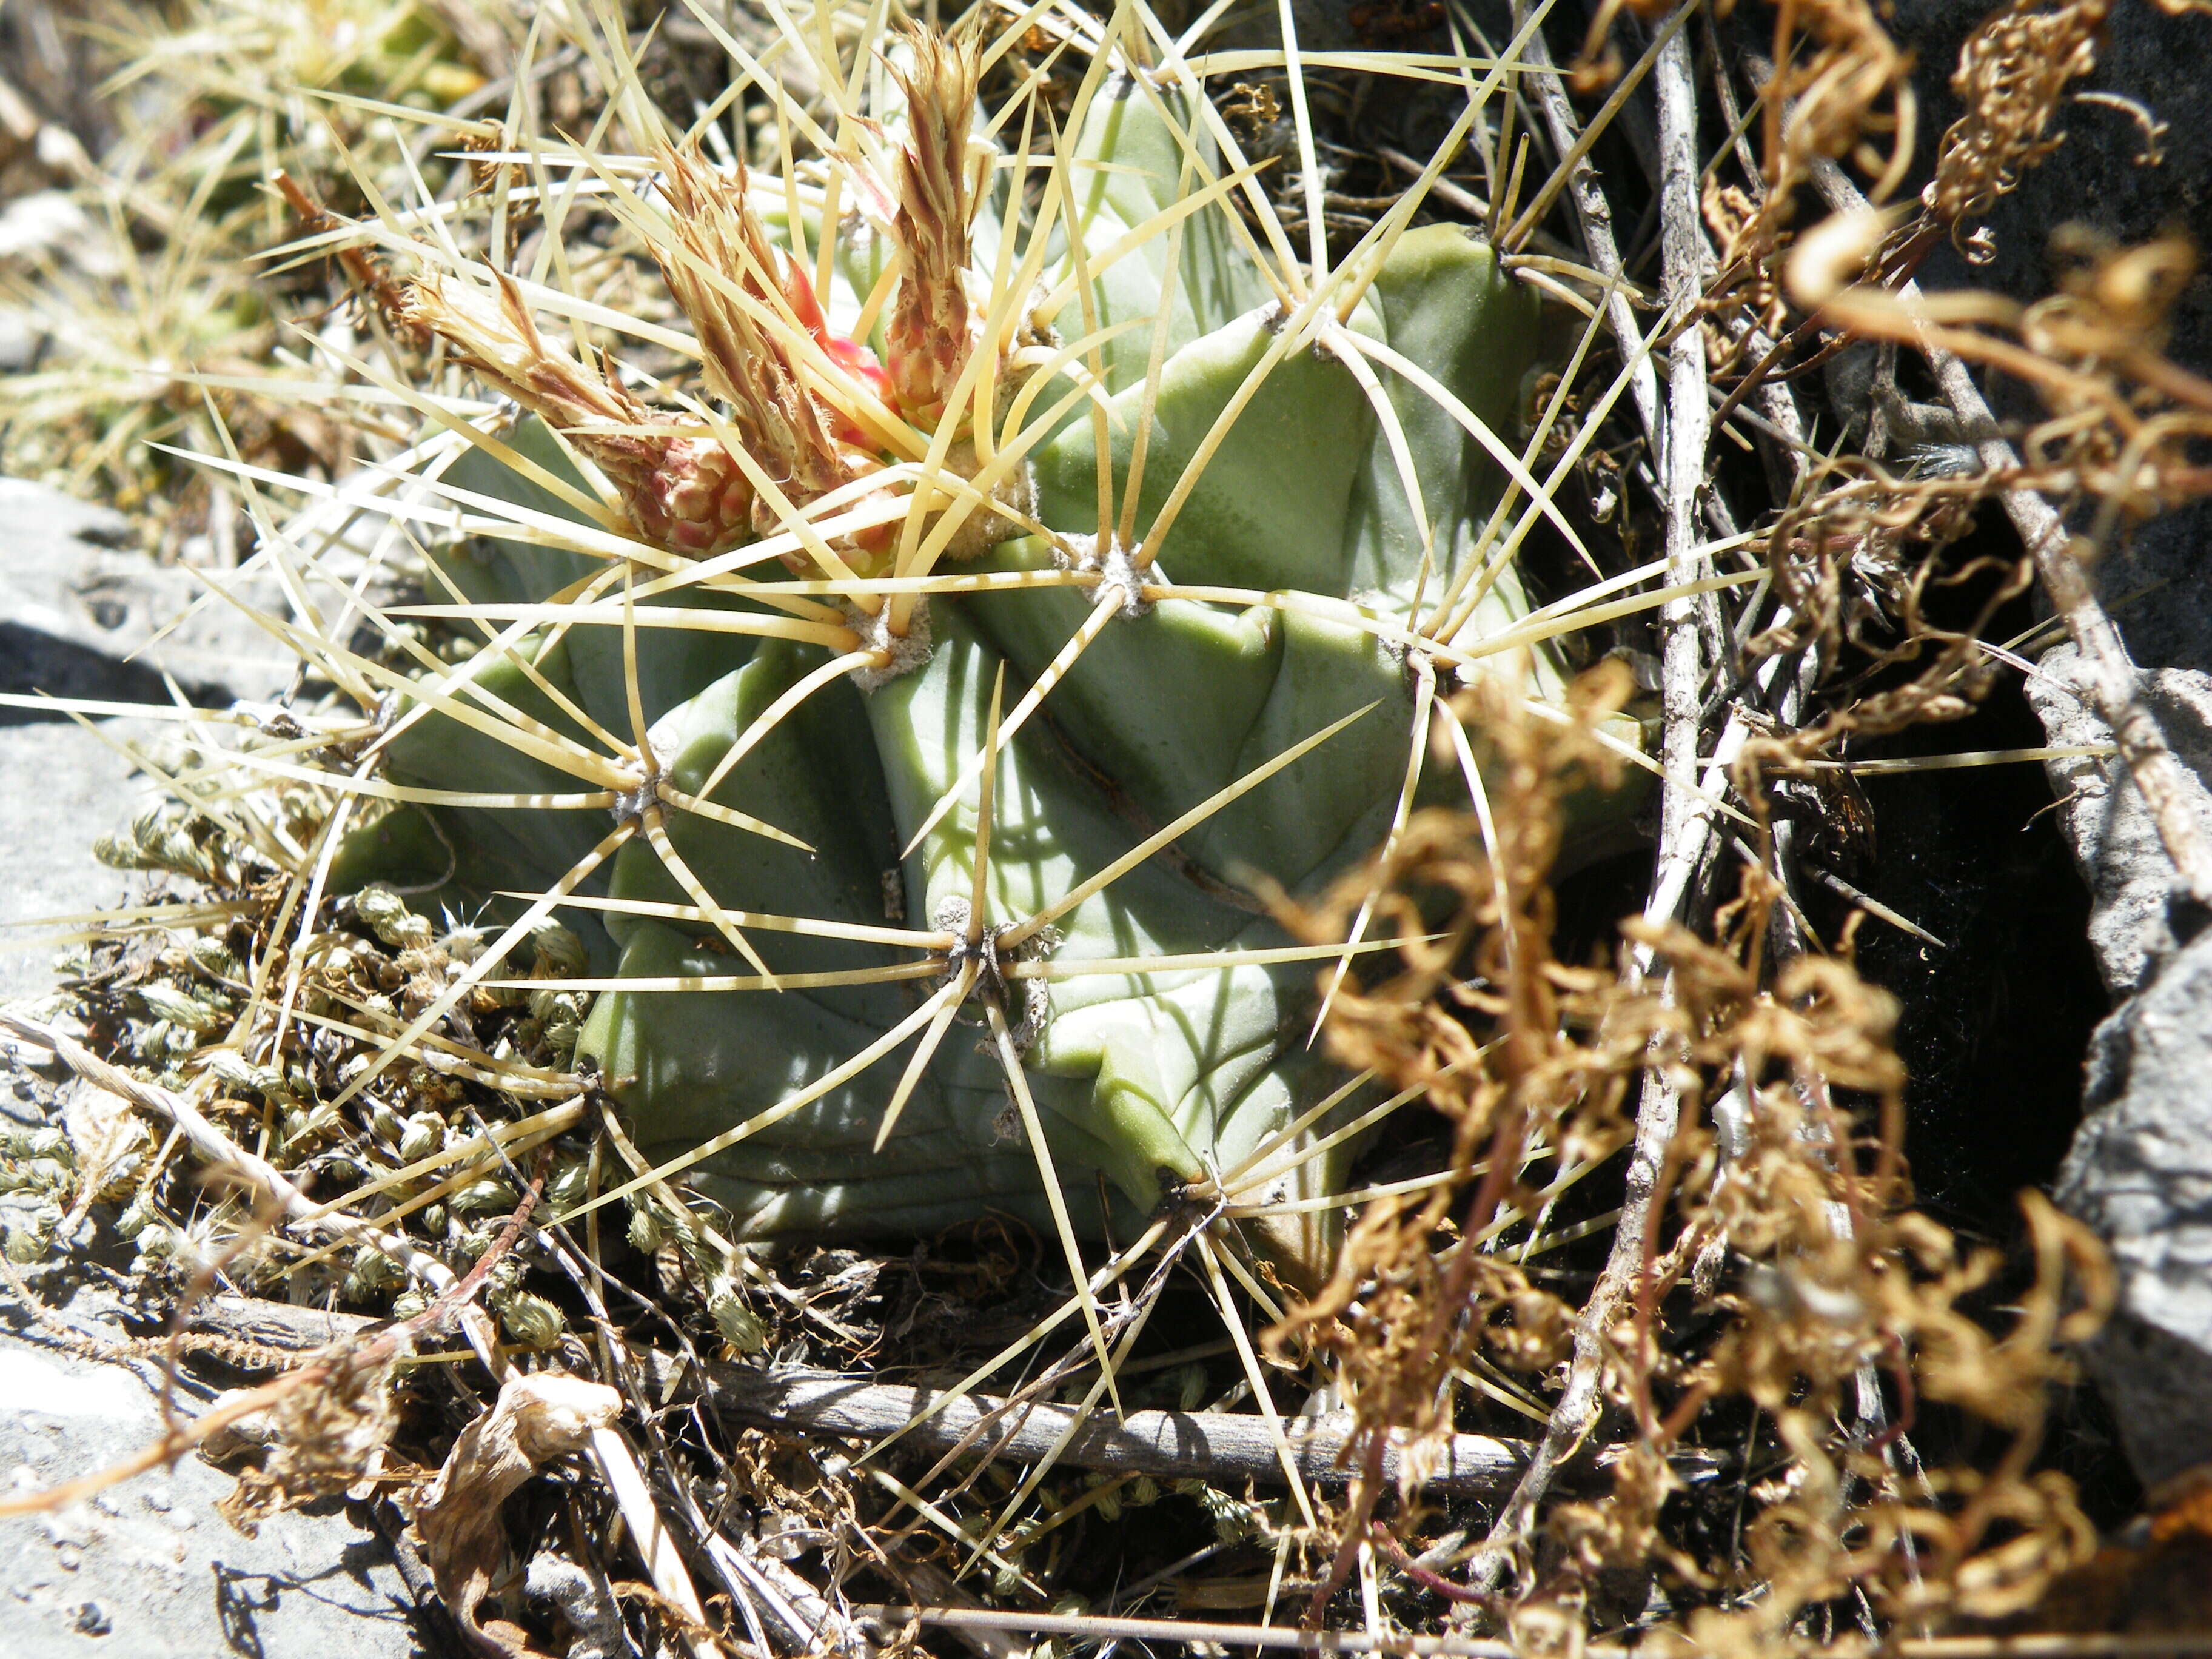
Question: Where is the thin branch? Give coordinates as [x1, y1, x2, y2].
[1513, 4, 1662, 450]
[850, 1607, 2212, 1658]
[117, 1290, 1721, 1497]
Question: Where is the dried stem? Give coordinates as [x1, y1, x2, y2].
[1513, 5, 1662, 449]
[81, 1289, 1724, 1496]
[851, 1607, 2212, 1657]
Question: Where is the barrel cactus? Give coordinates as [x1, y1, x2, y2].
[317, 27, 1637, 1290]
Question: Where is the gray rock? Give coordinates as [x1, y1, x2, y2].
[0, 475, 296, 1009]
[2057, 925, 2212, 1488]
[0, 192, 111, 269]
[2028, 650, 2212, 1484]
[0, 719, 160, 1004]
[0, 481, 435, 1651]
[2026, 646, 2212, 997]
[1909, 0, 2212, 1489]
[0, 306, 34, 374]
[0, 1315, 431, 1658]
[0, 478, 298, 709]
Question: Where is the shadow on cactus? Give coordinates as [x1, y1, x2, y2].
[317, 25, 1646, 1293]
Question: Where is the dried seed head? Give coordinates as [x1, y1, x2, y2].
[491, 1288, 566, 1347]
[1932, 0, 2103, 232]
[354, 882, 434, 951]
[627, 1198, 670, 1255]
[526, 919, 589, 980]
[706, 1278, 767, 1352]
[887, 28, 986, 424]
[398, 1111, 444, 1162]
[404, 267, 634, 439]
[404, 267, 754, 556]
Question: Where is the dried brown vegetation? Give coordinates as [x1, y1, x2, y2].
[1268, 663, 2120, 1635]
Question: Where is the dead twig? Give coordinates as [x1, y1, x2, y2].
[848, 1608, 2212, 1657]
[1464, 15, 1712, 1595]
[105, 1287, 1726, 1496]
[1513, 2, 1663, 451]
[672, 1358, 1721, 1496]
[417, 1370, 625, 1659]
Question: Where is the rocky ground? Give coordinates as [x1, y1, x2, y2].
[0, 1289, 428, 1658]
[1881, 0, 2212, 1493]
[1, 482, 438, 1656]
[2, 449, 2207, 1652]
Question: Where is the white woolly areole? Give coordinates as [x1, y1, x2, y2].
[611, 728, 677, 825]
[847, 594, 935, 690]
[1054, 532, 1153, 619]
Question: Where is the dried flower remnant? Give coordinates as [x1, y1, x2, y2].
[1264, 650, 2123, 1626]
[650, 146, 898, 571]
[1269, 665, 1645, 1610]
[1766, 0, 1919, 204]
[212, 1326, 415, 1535]
[1702, 0, 1919, 348]
[887, 28, 988, 427]
[877, 28, 1043, 562]
[404, 269, 756, 557]
[414, 1371, 623, 1657]
[1801, 232, 2212, 537]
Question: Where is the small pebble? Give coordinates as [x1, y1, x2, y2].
[72, 1601, 110, 1637]
[55, 1543, 80, 1572]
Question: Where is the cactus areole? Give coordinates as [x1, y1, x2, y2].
[333, 47, 1635, 1285]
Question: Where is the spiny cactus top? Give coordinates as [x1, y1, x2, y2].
[325, 28, 1635, 1287]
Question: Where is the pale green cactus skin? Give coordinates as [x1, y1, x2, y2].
[335, 82, 1620, 1272]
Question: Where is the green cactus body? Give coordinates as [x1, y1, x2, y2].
[333, 74, 1632, 1282]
